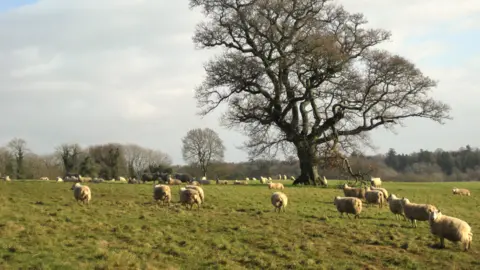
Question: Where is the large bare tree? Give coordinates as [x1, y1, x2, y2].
[182, 128, 226, 177]
[190, 0, 451, 185]
[7, 138, 29, 179]
[123, 144, 172, 177]
[55, 143, 83, 174]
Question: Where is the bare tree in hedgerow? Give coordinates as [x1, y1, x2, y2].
[189, 0, 451, 185]
[182, 128, 226, 177]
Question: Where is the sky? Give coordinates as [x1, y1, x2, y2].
[0, 0, 479, 165]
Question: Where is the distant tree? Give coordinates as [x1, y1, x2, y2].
[88, 143, 127, 179]
[182, 128, 226, 177]
[190, 0, 451, 185]
[7, 138, 29, 179]
[55, 143, 83, 174]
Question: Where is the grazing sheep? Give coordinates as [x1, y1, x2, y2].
[259, 177, 266, 184]
[1, 175, 11, 181]
[71, 183, 91, 204]
[365, 189, 385, 208]
[400, 197, 438, 228]
[271, 192, 288, 213]
[179, 187, 202, 210]
[387, 194, 406, 220]
[333, 196, 362, 219]
[185, 185, 205, 203]
[268, 177, 273, 181]
[268, 182, 284, 190]
[283, 175, 287, 181]
[290, 176, 295, 181]
[168, 177, 183, 185]
[370, 177, 382, 187]
[234, 180, 248, 185]
[92, 178, 104, 183]
[320, 176, 328, 187]
[429, 209, 472, 251]
[452, 188, 471, 196]
[371, 187, 389, 201]
[153, 184, 171, 206]
[342, 184, 366, 200]
[40, 177, 49, 181]
[218, 180, 228, 185]
[117, 176, 127, 182]
[191, 181, 200, 186]
[245, 177, 250, 181]
[278, 174, 282, 180]
[199, 179, 211, 185]
[56, 176, 63, 182]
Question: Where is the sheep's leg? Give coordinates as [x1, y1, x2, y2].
[355, 214, 360, 219]
[282, 206, 286, 213]
[440, 237, 445, 248]
[346, 213, 351, 219]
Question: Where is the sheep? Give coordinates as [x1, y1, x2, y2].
[342, 184, 366, 200]
[234, 180, 248, 185]
[320, 176, 328, 187]
[201, 176, 207, 181]
[185, 185, 205, 203]
[245, 177, 250, 181]
[370, 177, 382, 187]
[1, 175, 11, 181]
[268, 182, 284, 190]
[387, 194, 406, 220]
[56, 176, 63, 182]
[268, 177, 273, 181]
[40, 177, 49, 181]
[290, 176, 295, 181]
[71, 183, 91, 204]
[365, 188, 385, 208]
[92, 178, 104, 183]
[259, 177, 266, 184]
[452, 188, 471, 196]
[400, 197, 438, 228]
[191, 181, 200, 186]
[252, 177, 257, 181]
[283, 175, 287, 181]
[153, 184, 171, 206]
[271, 192, 288, 213]
[117, 176, 127, 182]
[179, 187, 202, 210]
[278, 174, 282, 180]
[333, 196, 362, 219]
[199, 179, 211, 185]
[219, 180, 228, 185]
[371, 187, 389, 201]
[168, 177, 183, 185]
[428, 209, 473, 251]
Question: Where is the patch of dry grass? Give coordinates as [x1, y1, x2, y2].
[0, 180, 479, 269]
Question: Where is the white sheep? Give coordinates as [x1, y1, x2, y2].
[201, 176, 207, 181]
[71, 183, 91, 204]
[452, 188, 471, 196]
[333, 196, 362, 219]
[40, 177, 49, 181]
[400, 197, 438, 228]
[387, 194, 406, 220]
[320, 176, 328, 187]
[2, 175, 11, 181]
[371, 187, 389, 201]
[342, 184, 366, 199]
[268, 182, 284, 190]
[118, 176, 127, 182]
[259, 177, 266, 184]
[271, 192, 288, 213]
[168, 177, 183, 185]
[290, 176, 295, 181]
[245, 177, 250, 181]
[283, 175, 287, 181]
[278, 174, 282, 180]
[56, 176, 63, 182]
[234, 180, 248, 185]
[428, 209, 472, 251]
[370, 177, 382, 187]
[185, 185, 205, 203]
[252, 177, 257, 181]
[153, 184, 171, 206]
[179, 187, 202, 210]
[365, 188, 385, 208]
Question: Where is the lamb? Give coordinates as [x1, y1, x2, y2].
[259, 177, 266, 184]
[271, 192, 288, 213]
[400, 197, 438, 228]
[333, 196, 362, 219]
[185, 185, 205, 203]
[342, 184, 366, 200]
[428, 209, 472, 251]
[452, 188, 471, 196]
[268, 182, 284, 190]
[179, 187, 202, 210]
[365, 188, 385, 208]
[387, 194, 406, 220]
[371, 187, 389, 200]
[71, 183, 91, 204]
[370, 177, 382, 187]
[153, 184, 171, 206]
[234, 180, 248, 185]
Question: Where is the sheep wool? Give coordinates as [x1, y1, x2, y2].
[428, 210, 472, 251]
[179, 187, 202, 210]
[271, 192, 288, 213]
[365, 189, 384, 208]
[153, 184, 171, 206]
[400, 198, 438, 228]
[387, 194, 406, 220]
[370, 177, 382, 187]
[333, 196, 362, 219]
[71, 183, 91, 204]
[452, 188, 471, 196]
[371, 187, 389, 200]
[268, 182, 284, 190]
[342, 184, 366, 200]
[185, 185, 205, 203]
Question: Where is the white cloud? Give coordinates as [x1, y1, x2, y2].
[0, 0, 478, 164]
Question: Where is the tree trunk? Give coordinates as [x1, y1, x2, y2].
[292, 143, 320, 186]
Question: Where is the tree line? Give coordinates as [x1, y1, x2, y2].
[0, 135, 478, 182]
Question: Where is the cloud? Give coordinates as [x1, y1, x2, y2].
[0, 1, 478, 165]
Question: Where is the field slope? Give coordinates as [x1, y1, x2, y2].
[1, 180, 479, 269]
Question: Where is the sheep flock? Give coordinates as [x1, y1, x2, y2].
[2, 173, 475, 253]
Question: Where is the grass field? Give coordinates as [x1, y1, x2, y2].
[1, 180, 479, 270]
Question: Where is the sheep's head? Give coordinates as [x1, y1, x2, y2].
[429, 209, 442, 221]
[71, 182, 81, 190]
[333, 196, 339, 205]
